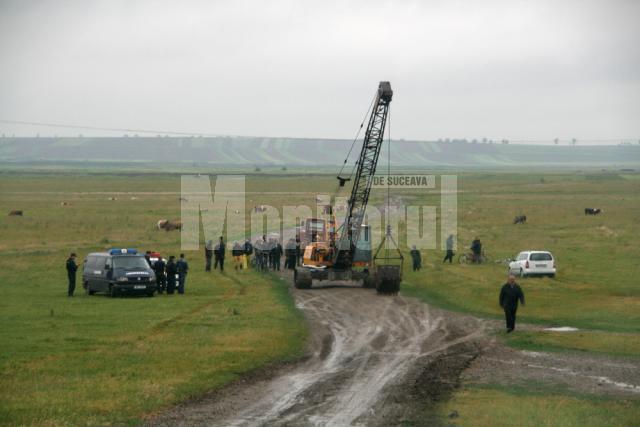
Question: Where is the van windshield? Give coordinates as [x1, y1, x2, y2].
[113, 256, 149, 270]
[530, 253, 552, 261]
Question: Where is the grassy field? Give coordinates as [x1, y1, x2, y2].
[1, 169, 639, 424]
[0, 172, 311, 425]
[439, 384, 640, 427]
[400, 172, 640, 352]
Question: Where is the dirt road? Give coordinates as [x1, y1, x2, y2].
[151, 275, 640, 426]
[151, 277, 485, 426]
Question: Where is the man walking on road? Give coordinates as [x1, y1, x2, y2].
[177, 254, 189, 294]
[66, 253, 78, 297]
[499, 274, 525, 332]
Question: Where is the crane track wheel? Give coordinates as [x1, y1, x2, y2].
[362, 272, 376, 289]
[294, 268, 312, 289]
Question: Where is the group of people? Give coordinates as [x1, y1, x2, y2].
[251, 235, 300, 271]
[408, 234, 481, 269]
[66, 232, 524, 333]
[204, 237, 255, 272]
[64, 251, 189, 296]
[203, 235, 300, 273]
[145, 251, 189, 295]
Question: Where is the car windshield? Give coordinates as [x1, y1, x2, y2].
[113, 256, 149, 270]
[530, 253, 552, 261]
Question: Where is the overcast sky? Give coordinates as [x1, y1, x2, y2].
[0, 0, 638, 144]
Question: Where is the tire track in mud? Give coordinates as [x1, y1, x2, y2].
[151, 279, 485, 426]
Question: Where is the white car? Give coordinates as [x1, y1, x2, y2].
[509, 251, 556, 278]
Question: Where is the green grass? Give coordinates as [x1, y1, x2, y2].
[399, 171, 640, 358]
[0, 267, 307, 425]
[1, 170, 639, 424]
[502, 330, 640, 359]
[0, 173, 311, 425]
[439, 384, 640, 427]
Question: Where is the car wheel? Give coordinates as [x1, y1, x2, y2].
[84, 282, 95, 295]
[549, 274, 555, 278]
[109, 285, 118, 298]
[147, 291, 155, 297]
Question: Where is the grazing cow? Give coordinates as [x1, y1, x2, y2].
[60, 201, 70, 207]
[157, 219, 182, 231]
[8, 210, 23, 216]
[513, 215, 527, 224]
[585, 208, 602, 215]
[107, 197, 117, 201]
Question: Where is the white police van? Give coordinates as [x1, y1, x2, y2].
[82, 248, 156, 297]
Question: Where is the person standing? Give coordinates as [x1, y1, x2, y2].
[284, 238, 296, 270]
[232, 242, 243, 271]
[166, 256, 177, 295]
[176, 254, 189, 294]
[499, 275, 525, 333]
[243, 239, 253, 270]
[443, 234, 455, 263]
[471, 237, 482, 264]
[205, 240, 213, 272]
[215, 236, 225, 271]
[272, 240, 283, 271]
[154, 257, 166, 294]
[295, 236, 302, 266]
[410, 246, 422, 271]
[144, 251, 152, 267]
[66, 253, 78, 297]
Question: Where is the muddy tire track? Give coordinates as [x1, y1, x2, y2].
[150, 277, 485, 426]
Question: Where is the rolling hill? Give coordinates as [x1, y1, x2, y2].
[0, 136, 638, 169]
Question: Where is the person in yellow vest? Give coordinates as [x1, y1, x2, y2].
[232, 241, 244, 271]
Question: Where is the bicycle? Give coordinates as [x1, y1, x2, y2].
[458, 251, 490, 264]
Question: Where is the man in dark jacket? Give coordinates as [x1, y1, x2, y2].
[499, 275, 525, 332]
[176, 253, 189, 294]
[410, 245, 422, 271]
[471, 237, 482, 264]
[215, 236, 225, 271]
[154, 257, 166, 294]
[295, 236, 302, 266]
[272, 240, 283, 271]
[66, 253, 78, 297]
[284, 238, 297, 270]
[166, 256, 177, 295]
[205, 240, 213, 272]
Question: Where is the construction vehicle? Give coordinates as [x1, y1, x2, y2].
[294, 81, 403, 294]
